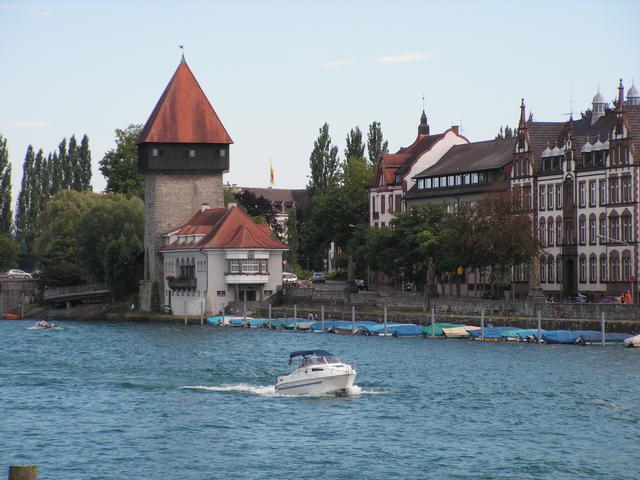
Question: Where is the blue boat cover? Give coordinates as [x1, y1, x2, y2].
[542, 330, 600, 344]
[391, 324, 423, 337]
[288, 350, 334, 359]
[578, 332, 633, 343]
[468, 326, 515, 339]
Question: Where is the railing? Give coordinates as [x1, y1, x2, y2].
[168, 277, 197, 290]
[43, 283, 108, 300]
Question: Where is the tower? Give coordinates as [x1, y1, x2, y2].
[591, 86, 607, 125]
[137, 56, 233, 311]
[418, 109, 430, 136]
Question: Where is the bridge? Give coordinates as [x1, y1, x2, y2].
[43, 283, 111, 305]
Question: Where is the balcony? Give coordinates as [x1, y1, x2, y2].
[167, 277, 197, 290]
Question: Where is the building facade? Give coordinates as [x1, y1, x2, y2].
[368, 110, 468, 227]
[160, 205, 287, 316]
[512, 81, 640, 300]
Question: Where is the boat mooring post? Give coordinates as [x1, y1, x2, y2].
[200, 302, 204, 325]
[321, 304, 325, 332]
[430, 307, 435, 338]
[480, 309, 485, 341]
[9, 465, 38, 480]
[537, 310, 542, 343]
[268, 303, 272, 329]
[601, 311, 606, 346]
[294, 304, 297, 330]
[352, 305, 355, 335]
[384, 305, 388, 336]
[243, 301, 247, 327]
[184, 301, 187, 325]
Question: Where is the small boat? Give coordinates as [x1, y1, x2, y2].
[34, 320, 58, 329]
[206, 316, 247, 326]
[275, 350, 357, 396]
[422, 323, 466, 337]
[624, 334, 640, 348]
[4, 313, 22, 320]
[442, 326, 480, 339]
[542, 330, 601, 344]
[576, 332, 633, 345]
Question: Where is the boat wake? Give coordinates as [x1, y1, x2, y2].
[181, 384, 384, 397]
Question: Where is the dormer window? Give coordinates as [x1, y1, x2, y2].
[219, 149, 226, 158]
[187, 149, 196, 158]
[152, 148, 163, 157]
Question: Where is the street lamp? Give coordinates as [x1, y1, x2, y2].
[597, 233, 635, 303]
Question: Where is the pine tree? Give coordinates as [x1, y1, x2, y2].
[0, 134, 12, 235]
[79, 134, 92, 190]
[307, 123, 339, 196]
[15, 145, 35, 251]
[344, 126, 365, 160]
[367, 121, 389, 167]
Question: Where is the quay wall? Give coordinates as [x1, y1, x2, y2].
[0, 279, 39, 316]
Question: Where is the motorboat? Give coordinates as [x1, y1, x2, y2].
[34, 320, 58, 329]
[275, 350, 357, 396]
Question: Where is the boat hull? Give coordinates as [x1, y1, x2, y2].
[275, 370, 356, 395]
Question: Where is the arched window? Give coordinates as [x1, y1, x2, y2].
[556, 256, 562, 283]
[539, 218, 546, 247]
[609, 213, 620, 242]
[556, 216, 563, 245]
[609, 251, 620, 282]
[579, 254, 587, 283]
[589, 214, 597, 244]
[578, 215, 586, 244]
[600, 254, 607, 282]
[548, 255, 555, 283]
[599, 213, 607, 243]
[622, 212, 633, 242]
[547, 217, 554, 246]
[540, 256, 547, 283]
[589, 254, 597, 283]
[622, 250, 632, 282]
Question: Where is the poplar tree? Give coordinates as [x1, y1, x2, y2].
[307, 123, 339, 196]
[0, 134, 12, 235]
[344, 126, 365, 160]
[50, 151, 62, 195]
[367, 121, 389, 167]
[15, 145, 36, 251]
[58, 138, 69, 189]
[79, 134, 92, 190]
[68, 135, 80, 190]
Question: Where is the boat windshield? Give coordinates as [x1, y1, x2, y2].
[323, 355, 340, 364]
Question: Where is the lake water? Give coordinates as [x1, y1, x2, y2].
[1, 320, 639, 479]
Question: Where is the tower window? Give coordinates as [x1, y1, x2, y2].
[219, 149, 226, 158]
[187, 149, 196, 158]
[152, 148, 158, 157]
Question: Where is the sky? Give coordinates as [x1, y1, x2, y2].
[1, 0, 639, 207]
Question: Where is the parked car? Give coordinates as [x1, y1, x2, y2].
[347, 279, 367, 291]
[310, 272, 326, 283]
[282, 272, 298, 286]
[7, 269, 32, 279]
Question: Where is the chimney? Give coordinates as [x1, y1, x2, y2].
[200, 203, 210, 212]
[227, 202, 237, 210]
[451, 125, 460, 135]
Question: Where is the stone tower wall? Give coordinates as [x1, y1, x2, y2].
[139, 173, 224, 311]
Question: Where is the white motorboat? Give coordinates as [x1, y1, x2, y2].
[624, 334, 640, 348]
[274, 350, 357, 395]
[34, 320, 58, 329]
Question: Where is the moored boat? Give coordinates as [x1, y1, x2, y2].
[624, 334, 640, 348]
[275, 350, 357, 395]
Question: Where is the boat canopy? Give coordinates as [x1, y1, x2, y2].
[288, 350, 334, 364]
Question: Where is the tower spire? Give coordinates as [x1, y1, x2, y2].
[179, 45, 186, 64]
[617, 78, 624, 113]
[418, 95, 429, 136]
[518, 98, 526, 128]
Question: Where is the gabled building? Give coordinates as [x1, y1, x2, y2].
[160, 205, 287, 316]
[368, 110, 468, 227]
[512, 80, 640, 301]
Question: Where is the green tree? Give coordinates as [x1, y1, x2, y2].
[307, 123, 339, 196]
[495, 125, 515, 139]
[76, 194, 144, 298]
[285, 208, 300, 269]
[344, 126, 365, 160]
[50, 151, 62, 195]
[0, 134, 12, 235]
[367, 121, 389, 167]
[234, 190, 283, 239]
[223, 182, 236, 206]
[15, 145, 36, 252]
[99, 124, 144, 197]
[67, 135, 79, 190]
[78, 134, 92, 190]
[57, 138, 69, 189]
[0, 233, 18, 270]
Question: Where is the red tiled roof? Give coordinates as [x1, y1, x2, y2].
[138, 60, 233, 145]
[161, 207, 287, 251]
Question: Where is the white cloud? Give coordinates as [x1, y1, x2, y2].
[321, 60, 353, 68]
[0, 122, 48, 128]
[375, 52, 433, 64]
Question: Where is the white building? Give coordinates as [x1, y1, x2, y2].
[368, 110, 468, 227]
[160, 204, 287, 316]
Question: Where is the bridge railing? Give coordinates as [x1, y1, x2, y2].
[43, 283, 108, 300]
